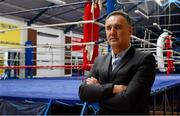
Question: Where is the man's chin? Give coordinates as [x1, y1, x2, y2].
[110, 43, 120, 47]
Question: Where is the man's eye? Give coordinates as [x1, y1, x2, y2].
[114, 25, 121, 30]
[106, 25, 121, 30]
[106, 26, 111, 30]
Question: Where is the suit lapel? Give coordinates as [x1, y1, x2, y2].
[102, 53, 112, 80]
[111, 47, 135, 81]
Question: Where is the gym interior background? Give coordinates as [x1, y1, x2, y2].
[0, 0, 179, 115]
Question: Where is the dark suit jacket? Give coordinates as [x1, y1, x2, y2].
[79, 46, 156, 115]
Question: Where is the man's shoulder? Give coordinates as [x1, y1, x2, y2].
[94, 53, 111, 64]
[96, 53, 110, 59]
[134, 49, 155, 62]
[135, 49, 153, 57]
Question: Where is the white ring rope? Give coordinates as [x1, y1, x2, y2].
[0, 20, 95, 33]
[131, 35, 180, 55]
[1, 57, 179, 65]
[0, 50, 178, 63]
[0, 34, 179, 56]
[0, 35, 179, 55]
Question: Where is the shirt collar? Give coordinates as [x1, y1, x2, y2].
[111, 44, 131, 58]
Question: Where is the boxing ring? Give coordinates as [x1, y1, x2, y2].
[0, 74, 180, 115]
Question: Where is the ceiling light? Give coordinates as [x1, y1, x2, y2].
[46, 0, 66, 5]
[153, 23, 161, 30]
[134, 9, 149, 19]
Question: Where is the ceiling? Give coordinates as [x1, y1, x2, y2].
[0, 0, 179, 71]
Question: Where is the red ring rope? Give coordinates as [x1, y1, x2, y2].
[0, 64, 93, 69]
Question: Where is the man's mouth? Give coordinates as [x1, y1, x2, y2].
[110, 37, 118, 41]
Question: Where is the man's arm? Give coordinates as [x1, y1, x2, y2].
[79, 56, 116, 102]
[79, 55, 130, 102]
[102, 54, 156, 111]
[86, 77, 127, 92]
[79, 78, 114, 102]
[113, 85, 127, 94]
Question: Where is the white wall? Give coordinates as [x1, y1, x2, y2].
[36, 27, 65, 77]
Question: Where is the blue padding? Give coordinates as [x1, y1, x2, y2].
[25, 41, 33, 78]
[0, 78, 82, 102]
[151, 74, 180, 94]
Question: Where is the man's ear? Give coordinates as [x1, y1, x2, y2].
[129, 26, 133, 34]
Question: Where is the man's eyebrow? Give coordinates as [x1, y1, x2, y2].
[106, 24, 122, 27]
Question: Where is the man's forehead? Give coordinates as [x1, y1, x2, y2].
[106, 15, 126, 22]
[105, 15, 129, 26]
[106, 14, 125, 20]
[105, 23, 122, 27]
[105, 19, 123, 26]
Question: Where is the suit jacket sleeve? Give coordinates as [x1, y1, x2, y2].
[79, 56, 114, 102]
[101, 53, 156, 112]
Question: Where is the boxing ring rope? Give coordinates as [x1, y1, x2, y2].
[0, 64, 92, 69]
[0, 59, 83, 64]
[0, 46, 180, 61]
[0, 20, 95, 33]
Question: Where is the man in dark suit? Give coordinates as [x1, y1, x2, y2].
[79, 11, 156, 114]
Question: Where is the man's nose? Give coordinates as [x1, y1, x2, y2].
[110, 27, 116, 34]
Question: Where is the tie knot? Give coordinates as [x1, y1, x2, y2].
[112, 57, 120, 70]
[114, 54, 118, 58]
[113, 58, 119, 64]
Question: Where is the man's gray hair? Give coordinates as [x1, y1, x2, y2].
[105, 10, 133, 26]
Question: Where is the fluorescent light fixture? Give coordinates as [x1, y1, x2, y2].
[134, 9, 149, 19]
[155, 0, 163, 6]
[153, 23, 161, 30]
[46, 0, 66, 5]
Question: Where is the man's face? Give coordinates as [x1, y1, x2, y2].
[105, 15, 133, 49]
